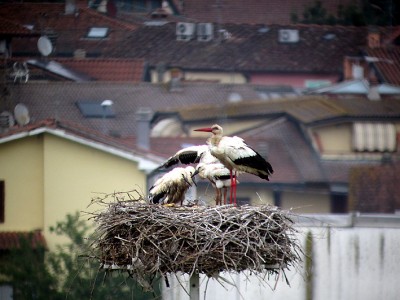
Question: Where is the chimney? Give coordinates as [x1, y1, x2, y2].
[135, 107, 154, 150]
[344, 56, 366, 80]
[73, 49, 86, 59]
[65, 0, 76, 14]
[169, 68, 183, 91]
[367, 27, 381, 49]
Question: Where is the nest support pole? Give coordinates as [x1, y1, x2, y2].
[189, 273, 200, 300]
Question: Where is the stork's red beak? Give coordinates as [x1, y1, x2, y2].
[194, 127, 213, 132]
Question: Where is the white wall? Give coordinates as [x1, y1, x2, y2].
[162, 214, 400, 300]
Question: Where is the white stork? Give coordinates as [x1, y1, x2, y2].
[148, 166, 196, 206]
[192, 161, 239, 205]
[194, 124, 273, 204]
[158, 145, 210, 169]
[157, 144, 236, 205]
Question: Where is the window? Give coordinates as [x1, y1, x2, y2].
[0, 181, 4, 223]
[305, 80, 331, 89]
[353, 122, 397, 152]
[86, 27, 109, 38]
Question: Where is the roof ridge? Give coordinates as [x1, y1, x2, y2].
[81, 7, 137, 30]
[0, 118, 163, 165]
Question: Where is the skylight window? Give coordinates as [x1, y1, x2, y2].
[323, 33, 336, 40]
[76, 101, 115, 118]
[87, 27, 109, 38]
[23, 24, 34, 30]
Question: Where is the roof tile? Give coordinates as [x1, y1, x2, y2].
[172, 0, 357, 25]
[0, 17, 40, 36]
[365, 47, 400, 85]
[349, 162, 400, 213]
[54, 58, 146, 82]
[0, 231, 47, 250]
[0, 3, 137, 56]
[107, 23, 378, 74]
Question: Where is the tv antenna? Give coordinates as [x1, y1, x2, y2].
[10, 62, 29, 83]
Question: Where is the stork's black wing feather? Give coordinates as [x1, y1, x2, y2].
[150, 191, 166, 204]
[233, 150, 273, 175]
[214, 174, 231, 181]
[161, 150, 204, 169]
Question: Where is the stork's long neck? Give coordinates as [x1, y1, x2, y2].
[208, 132, 222, 146]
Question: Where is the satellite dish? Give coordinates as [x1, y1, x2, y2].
[14, 103, 30, 126]
[37, 36, 53, 56]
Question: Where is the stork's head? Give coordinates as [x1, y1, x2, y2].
[186, 166, 196, 176]
[192, 163, 206, 178]
[194, 124, 223, 136]
[185, 166, 197, 186]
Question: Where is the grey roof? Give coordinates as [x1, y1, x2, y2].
[5, 81, 268, 137]
[4, 81, 397, 188]
[240, 117, 324, 183]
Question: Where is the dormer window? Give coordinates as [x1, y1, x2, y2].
[86, 27, 109, 38]
[23, 24, 34, 30]
[353, 122, 397, 152]
[76, 101, 115, 118]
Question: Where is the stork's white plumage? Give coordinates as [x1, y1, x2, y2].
[193, 161, 238, 205]
[149, 166, 196, 206]
[157, 144, 236, 205]
[194, 124, 273, 204]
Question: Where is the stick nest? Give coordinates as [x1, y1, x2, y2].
[89, 191, 302, 291]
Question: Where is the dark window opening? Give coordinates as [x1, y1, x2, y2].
[331, 193, 348, 213]
[0, 181, 4, 223]
[76, 101, 115, 118]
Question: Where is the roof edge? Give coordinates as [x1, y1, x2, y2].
[0, 127, 160, 173]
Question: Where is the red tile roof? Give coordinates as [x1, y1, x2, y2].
[0, 3, 137, 57]
[172, 0, 358, 25]
[349, 162, 400, 213]
[364, 47, 400, 85]
[107, 23, 377, 74]
[56, 58, 146, 82]
[0, 3, 136, 31]
[0, 118, 163, 163]
[0, 17, 40, 36]
[0, 231, 47, 250]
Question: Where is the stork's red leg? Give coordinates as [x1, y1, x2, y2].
[233, 171, 237, 206]
[230, 169, 233, 204]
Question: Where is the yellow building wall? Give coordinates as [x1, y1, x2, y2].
[281, 191, 330, 214]
[42, 134, 146, 249]
[0, 136, 44, 231]
[150, 70, 246, 84]
[0, 133, 148, 250]
[312, 123, 352, 154]
[183, 71, 246, 84]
